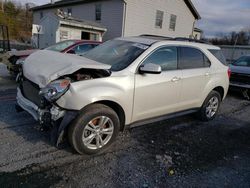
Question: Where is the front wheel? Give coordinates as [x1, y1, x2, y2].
[68, 104, 120, 155]
[197, 91, 221, 121]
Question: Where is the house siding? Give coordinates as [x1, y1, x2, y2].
[124, 0, 195, 38]
[33, 0, 124, 41]
[37, 15, 59, 48]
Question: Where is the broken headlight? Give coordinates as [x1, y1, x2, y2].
[39, 79, 71, 102]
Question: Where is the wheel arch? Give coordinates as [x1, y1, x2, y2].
[212, 86, 225, 99]
[93, 100, 126, 131]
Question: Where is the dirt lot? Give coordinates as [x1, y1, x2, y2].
[0, 62, 250, 188]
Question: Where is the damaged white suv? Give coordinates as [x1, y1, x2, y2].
[17, 36, 230, 154]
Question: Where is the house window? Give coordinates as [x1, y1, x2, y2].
[155, 10, 164, 28]
[169, 14, 177, 31]
[60, 30, 69, 41]
[40, 11, 43, 19]
[95, 4, 102, 21]
[67, 8, 72, 16]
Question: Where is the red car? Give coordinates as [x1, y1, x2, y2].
[7, 40, 101, 74]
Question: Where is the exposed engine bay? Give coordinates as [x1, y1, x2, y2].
[63, 68, 111, 82]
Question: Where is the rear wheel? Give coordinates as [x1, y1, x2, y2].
[68, 104, 120, 155]
[197, 91, 221, 121]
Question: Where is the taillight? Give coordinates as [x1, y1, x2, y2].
[227, 67, 231, 78]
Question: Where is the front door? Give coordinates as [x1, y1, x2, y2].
[133, 46, 182, 122]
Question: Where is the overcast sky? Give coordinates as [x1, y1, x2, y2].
[192, 0, 250, 38]
[18, 0, 250, 38]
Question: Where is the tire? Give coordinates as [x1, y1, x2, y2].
[68, 104, 120, 155]
[197, 91, 222, 121]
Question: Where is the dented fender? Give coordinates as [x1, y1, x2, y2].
[56, 73, 135, 125]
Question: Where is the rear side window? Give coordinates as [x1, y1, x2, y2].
[179, 47, 210, 69]
[209, 49, 227, 65]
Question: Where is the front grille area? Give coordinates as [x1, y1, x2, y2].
[20, 78, 42, 107]
[230, 73, 250, 85]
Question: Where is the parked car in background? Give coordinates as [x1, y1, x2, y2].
[229, 55, 250, 99]
[7, 40, 101, 75]
[16, 36, 229, 155]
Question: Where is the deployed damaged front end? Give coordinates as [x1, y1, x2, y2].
[16, 50, 111, 144]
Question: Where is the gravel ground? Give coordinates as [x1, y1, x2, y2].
[0, 63, 250, 188]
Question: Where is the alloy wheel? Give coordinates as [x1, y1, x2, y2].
[206, 96, 219, 118]
[82, 116, 114, 150]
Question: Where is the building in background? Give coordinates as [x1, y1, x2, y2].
[32, 0, 200, 46]
[192, 27, 203, 40]
[32, 12, 106, 49]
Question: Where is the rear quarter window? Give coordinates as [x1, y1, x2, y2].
[209, 49, 227, 65]
[178, 47, 210, 69]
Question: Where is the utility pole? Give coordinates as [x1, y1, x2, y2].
[231, 35, 238, 64]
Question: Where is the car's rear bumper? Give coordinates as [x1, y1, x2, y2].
[230, 82, 250, 89]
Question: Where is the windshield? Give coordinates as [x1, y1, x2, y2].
[46, 40, 76, 52]
[83, 40, 149, 71]
[233, 56, 250, 67]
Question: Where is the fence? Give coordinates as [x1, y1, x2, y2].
[220, 45, 250, 64]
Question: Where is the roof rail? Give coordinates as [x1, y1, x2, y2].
[172, 37, 210, 44]
[140, 34, 173, 40]
[139, 34, 210, 45]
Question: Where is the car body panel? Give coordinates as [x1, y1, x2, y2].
[56, 71, 135, 124]
[133, 70, 182, 122]
[230, 64, 250, 75]
[7, 40, 101, 74]
[229, 56, 250, 90]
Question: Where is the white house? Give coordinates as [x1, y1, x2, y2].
[192, 27, 203, 40]
[32, 12, 107, 48]
[32, 0, 200, 42]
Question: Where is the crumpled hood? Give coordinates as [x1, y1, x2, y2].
[230, 64, 250, 75]
[23, 50, 111, 88]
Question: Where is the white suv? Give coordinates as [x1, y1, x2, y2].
[17, 36, 230, 154]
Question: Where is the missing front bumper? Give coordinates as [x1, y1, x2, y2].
[16, 87, 78, 147]
[16, 87, 66, 122]
[17, 87, 39, 120]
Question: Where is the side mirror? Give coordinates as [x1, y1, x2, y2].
[139, 63, 162, 74]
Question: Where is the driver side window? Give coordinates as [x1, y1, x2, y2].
[143, 46, 178, 71]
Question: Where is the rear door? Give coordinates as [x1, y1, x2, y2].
[178, 46, 211, 109]
[133, 46, 182, 122]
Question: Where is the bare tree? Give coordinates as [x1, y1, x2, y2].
[208, 29, 250, 45]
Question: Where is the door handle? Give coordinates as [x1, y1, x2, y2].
[171, 77, 181, 82]
[205, 72, 210, 76]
